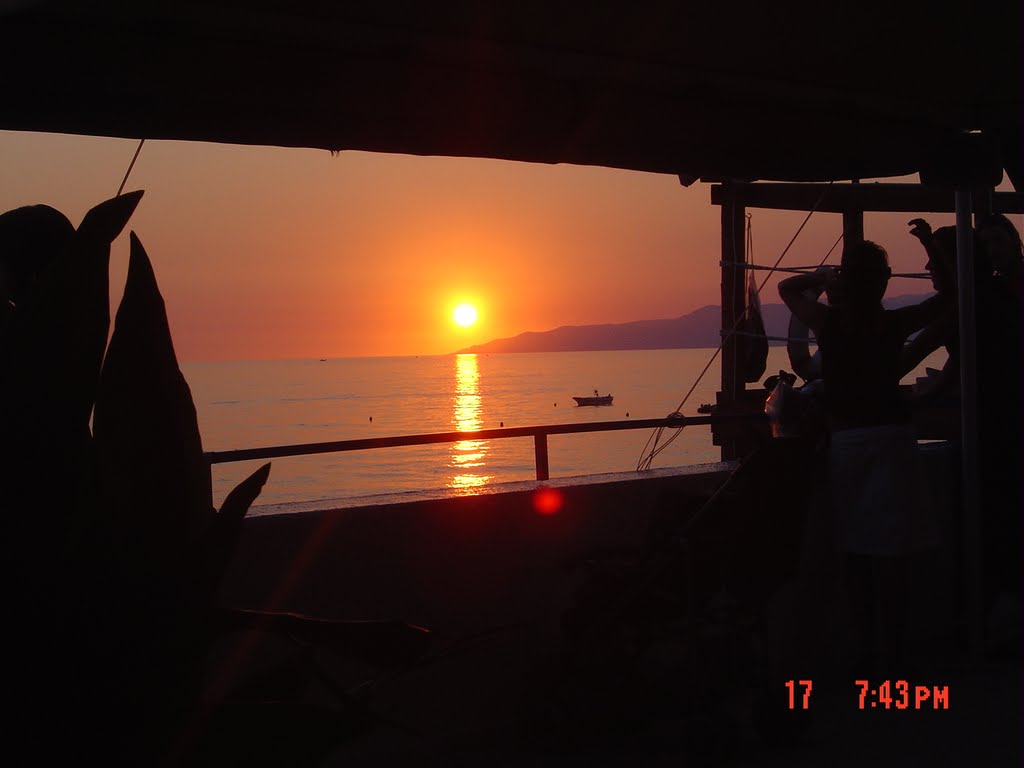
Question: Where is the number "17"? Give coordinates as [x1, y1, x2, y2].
[785, 680, 813, 709]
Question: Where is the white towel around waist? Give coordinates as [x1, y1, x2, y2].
[829, 423, 938, 556]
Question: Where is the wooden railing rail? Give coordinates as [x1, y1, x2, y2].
[205, 414, 716, 481]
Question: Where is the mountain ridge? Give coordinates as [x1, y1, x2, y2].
[454, 295, 932, 354]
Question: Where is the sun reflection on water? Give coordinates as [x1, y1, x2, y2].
[449, 354, 492, 491]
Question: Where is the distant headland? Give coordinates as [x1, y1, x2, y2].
[455, 295, 931, 355]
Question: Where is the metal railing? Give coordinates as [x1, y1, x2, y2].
[205, 414, 715, 481]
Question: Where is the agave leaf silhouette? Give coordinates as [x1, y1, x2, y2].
[3, 197, 276, 763]
[70, 190, 145, 412]
[95, 231, 213, 537]
[212, 460, 272, 585]
[95, 231, 270, 598]
[1, 194, 143, 678]
[2, 194, 438, 765]
[1, 205, 74, 494]
[92, 231, 271, 754]
[24, 192, 142, 444]
[2, 192, 141, 482]
[6, 195, 425, 764]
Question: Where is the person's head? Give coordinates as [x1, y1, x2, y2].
[838, 240, 890, 305]
[926, 226, 958, 294]
[927, 226, 992, 295]
[978, 213, 1023, 277]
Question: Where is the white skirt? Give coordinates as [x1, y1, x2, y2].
[829, 424, 938, 556]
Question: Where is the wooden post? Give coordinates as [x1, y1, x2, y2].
[534, 433, 550, 481]
[842, 210, 864, 246]
[843, 179, 864, 247]
[719, 182, 746, 460]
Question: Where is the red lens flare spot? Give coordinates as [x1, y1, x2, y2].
[533, 487, 563, 515]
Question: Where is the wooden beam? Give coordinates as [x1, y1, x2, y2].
[710, 182, 1024, 213]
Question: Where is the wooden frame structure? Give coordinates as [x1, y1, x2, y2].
[710, 180, 1024, 460]
[711, 179, 1024, 656]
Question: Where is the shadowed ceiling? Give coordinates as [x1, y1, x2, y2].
[1, 1, 1020, 184]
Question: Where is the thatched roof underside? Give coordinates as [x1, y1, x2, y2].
[1, 1, 1021, 185]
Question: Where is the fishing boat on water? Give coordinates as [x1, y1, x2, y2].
[572, 390, 613, 406]
[2, 3, 1021, 766]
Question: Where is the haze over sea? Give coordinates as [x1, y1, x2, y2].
[188, 347, 944, 513]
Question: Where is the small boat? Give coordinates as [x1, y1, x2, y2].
[573, 390, 613, 406]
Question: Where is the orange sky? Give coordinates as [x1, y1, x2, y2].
[2, 130, 1015, 361]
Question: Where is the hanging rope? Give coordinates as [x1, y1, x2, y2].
[723, 329, 822, 344]
[722, 262, 929, 279]
[637, 184, 837, 471]
[116, 139, 146, 196]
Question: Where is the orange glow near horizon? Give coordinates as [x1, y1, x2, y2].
[3, 131, 1017, 361]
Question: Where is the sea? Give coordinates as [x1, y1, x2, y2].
[185, 347, 943, 513]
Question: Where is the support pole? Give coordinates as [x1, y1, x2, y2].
[720, 183, 746, 459]
[843, 214, 860, 246]
[842, 210, 864, 245]
[955, 188, 983, 659]
[842, 180, 864, 245]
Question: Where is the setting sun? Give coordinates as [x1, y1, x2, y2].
[453, 303, 479, 327]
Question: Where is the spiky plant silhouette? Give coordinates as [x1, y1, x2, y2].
[1, 193, 428, 766]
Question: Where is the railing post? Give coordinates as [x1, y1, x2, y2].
[534, 433, 549, 481]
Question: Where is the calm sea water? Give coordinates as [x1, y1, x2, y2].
[183, 347, 942, 511]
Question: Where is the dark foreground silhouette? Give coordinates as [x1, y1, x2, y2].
[3, 195, 1018, 767]
[0, 194, 428, 766]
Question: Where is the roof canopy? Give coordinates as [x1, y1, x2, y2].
[2, 1, 1020, 184]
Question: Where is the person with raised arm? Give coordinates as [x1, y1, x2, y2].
[779, 239, 941, 676]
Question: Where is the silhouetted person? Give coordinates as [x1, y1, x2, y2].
[977, 215, 1024, 652]
[904, 219, 1021, 399]
[904, 219, 1023, 650]
[901, 222, 961, 398]
[779, 240, 940, 676]
[979, 213, 1024, 304]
